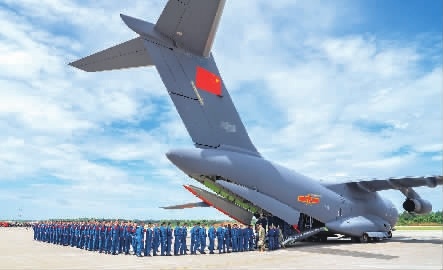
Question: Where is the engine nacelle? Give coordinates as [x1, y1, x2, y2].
[403, 198, 432, 214]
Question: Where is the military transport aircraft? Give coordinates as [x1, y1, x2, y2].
[70, 0, 443, 244]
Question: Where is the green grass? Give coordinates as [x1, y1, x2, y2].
[395, 225, 443, 231]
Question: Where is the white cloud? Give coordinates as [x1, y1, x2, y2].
[0, 0, 441, 221]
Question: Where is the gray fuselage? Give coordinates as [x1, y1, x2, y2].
[166, 147, 398, 236]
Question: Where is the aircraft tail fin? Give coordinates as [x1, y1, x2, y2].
[155, 0, 226, 57]
[69, 1, 259, 156]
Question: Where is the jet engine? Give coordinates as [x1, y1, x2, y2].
[402, 198, 432, 214]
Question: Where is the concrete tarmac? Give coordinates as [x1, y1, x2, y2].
[0, 228, 441, 269]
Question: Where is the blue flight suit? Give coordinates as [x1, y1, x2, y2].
[94, 225, 100, 250]
[131, 227, 137, 254]
[135, 225, 143, 256]
[32, 224, 37, 240]
[199, 227, 207, 254]
[144, 227, 152, 256]
[105, 226, 112, 253]
[231, 227, 238, 252]
[216, 227, 224, 253]
[268, 228, 275, 250]
[274, 227, 280, 250]
[248, 227, 254, 251]
[98, 225, 105, 253]
[173, 226, 181, 255]
[166, 225, 173, 255]
[63, 225, 68, 246]
[69, 225, 75, 247]
[112, 225, 120, 254]
[160, 225, 167, 256]
[85, 225, 90, 249]
[190, 226, 197, 254]
[153, 226, 160, 255]
[238, 227, 244, 251]
[243, 228, 248, 251]
[87, 225, 94, 250]
[124, 226, 132, 255]
[180, 226, 187, 255]
[224, 226, 230, 253]
[78, 225, 84, 248]
[74, 225, 80, 248]
[117, 225, 124, 254]
[208, 226, 216, 254]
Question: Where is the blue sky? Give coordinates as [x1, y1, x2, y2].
[0, 0, 441, 221]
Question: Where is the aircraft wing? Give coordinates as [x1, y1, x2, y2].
[328, 175, 443, 193]
[160, 201, 209, 209]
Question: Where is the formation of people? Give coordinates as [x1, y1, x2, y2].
[32, 220, 283, 256]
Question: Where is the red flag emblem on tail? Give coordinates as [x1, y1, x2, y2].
[195, 66, 222, 96]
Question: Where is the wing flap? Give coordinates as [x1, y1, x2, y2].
[69, 37, 153, 72]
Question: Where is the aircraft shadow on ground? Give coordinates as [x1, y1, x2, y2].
[284, 241, 398, 260]
[283, 236, 442, 259]
[387, 237, 443, 245]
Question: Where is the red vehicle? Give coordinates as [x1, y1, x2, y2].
[0, 222, 10, 227]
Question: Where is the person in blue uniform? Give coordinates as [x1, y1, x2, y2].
[105, 222, 112, 254]
[242, 225, 249, 251]
[190, 223, 197, 255]
[226, 224, 232, 253]
[123, 222, 131, 255]
[268, 224, 275, 251]
[274, 225, 280, 250]
[216, 225, 224, 254]
[180, 223, 188, 255]
[248, 225, 255, 251]
[238, 225, 244, 252]
[159, 222, 167, 256]
[134, 222, 143, 257]
[166, 222, 173, 256]
[199, 225, 207, 254]
[144, 223, 153, 257]
[231, 224, 238, 252]
[112, 221, 120, 255]
[152, 224, 160, 256]
[173, 223, 181, 256]
[98, 223, 105, 253]
[208, 225, 216, 254]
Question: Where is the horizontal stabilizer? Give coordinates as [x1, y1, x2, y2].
[69, 37, 153, 72]
[184, 185, 253, 225]
[217, 180, 301, 225]
[161, 201, 209, 209]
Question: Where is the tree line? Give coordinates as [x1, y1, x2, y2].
[396, 211, 442, 225]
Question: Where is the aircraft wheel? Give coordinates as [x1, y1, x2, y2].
[359, 233, 369, 243]
[387, 231, 392, 238]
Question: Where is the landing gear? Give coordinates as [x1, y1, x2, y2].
[359, 233, 369, 243]
[387, 230, 392, 238]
